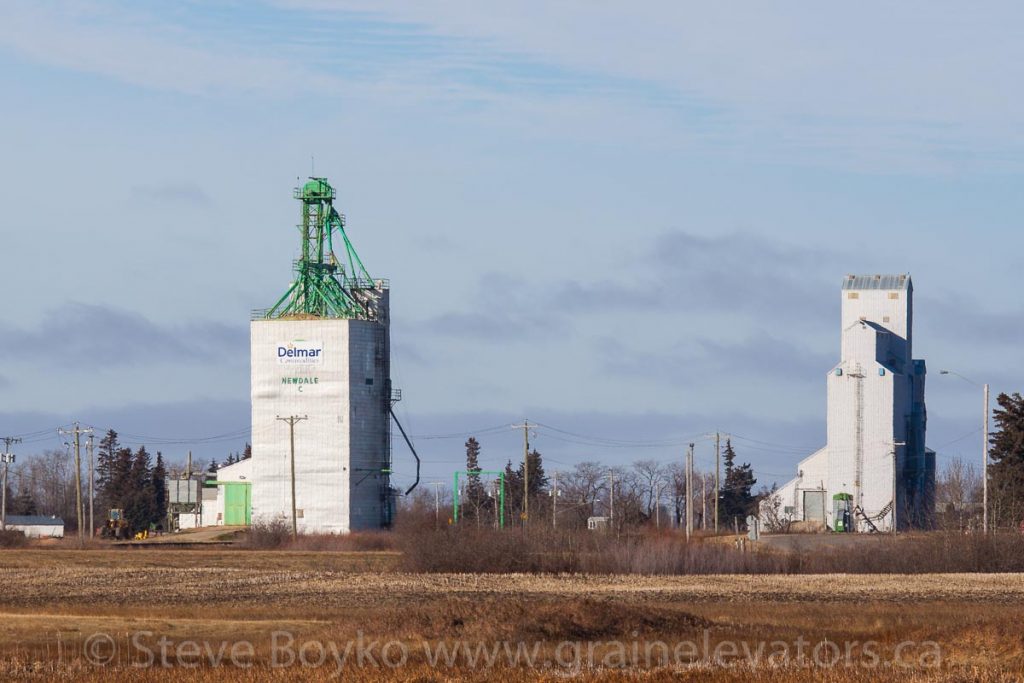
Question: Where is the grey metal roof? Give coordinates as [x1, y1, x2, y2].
[5, 515, 64, 526]
[841, 274, 911, 291]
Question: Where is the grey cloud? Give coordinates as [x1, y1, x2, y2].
[0, 398, 250, 464]
[919, 294, 1024, 346]
[395, 407, 825, 487]
[416, 272, 568, 341]
[547, 230, 841, 325]
[418, 231, 843, 340]
[0, 375, 10, 389]
[598, 333, 833, 386]
[0, 303, 247, 368]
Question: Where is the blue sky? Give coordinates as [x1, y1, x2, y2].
[1, 1, 1021, 488]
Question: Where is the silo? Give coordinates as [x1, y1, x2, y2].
[250, 178, 394, 533]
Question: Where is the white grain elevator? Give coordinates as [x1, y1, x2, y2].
[250, 178, 397, 533]
[770, 274, 934, 532]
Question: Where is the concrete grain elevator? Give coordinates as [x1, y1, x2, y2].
[250, 178, 396, 533]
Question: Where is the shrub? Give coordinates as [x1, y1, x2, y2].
[0, 528, 28, 548]
[239, 519, 396, 551]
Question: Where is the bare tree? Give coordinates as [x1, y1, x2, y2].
[936, 456, 982, 531]
[633, 459, 667, 520]
[561, 461, 607, 528]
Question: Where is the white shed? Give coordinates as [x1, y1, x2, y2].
[5, 515, 65, 538]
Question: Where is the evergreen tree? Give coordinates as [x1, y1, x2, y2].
[464, 437, 486, 520]
[225, 453, 237, 466]
[207, 459, 219, 475]
[720, 439, 757, 526]
[10, 489, 38, 516]
[242, 443, 252, 460]
[95, 429, 120, 512]
[101, 446, 135, 516]
[989, 392, 1024, 528]
[522, 449, 549, 496]
[504, 459, 523, 523]
[124, 446, 154, 532]
[152, 452, 168, 531]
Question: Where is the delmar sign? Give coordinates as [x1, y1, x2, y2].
[277, 340, 323, 365]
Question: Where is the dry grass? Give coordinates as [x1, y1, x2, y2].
[0, 547, 1023, 680]
[395, 527, 1024, 574]
[3, 531, 1024, 681]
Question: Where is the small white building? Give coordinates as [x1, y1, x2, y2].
[769, 274, 933, 532]
[210, 458, 253, 526]
[5, 515, 64, 538]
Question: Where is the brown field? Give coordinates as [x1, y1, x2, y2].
[0, 547, 1023, 681]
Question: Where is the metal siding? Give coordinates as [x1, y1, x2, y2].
[772, 274, 928, 532]
[251, 297, 390, 533]
[251, 319, 350, 532]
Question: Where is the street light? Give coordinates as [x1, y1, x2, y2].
[939, 370, 990, 533]
[891, 441, 906, 534]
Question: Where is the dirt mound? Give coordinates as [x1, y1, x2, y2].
[410, 597, 711, 640]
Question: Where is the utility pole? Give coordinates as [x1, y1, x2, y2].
[608, 473, 615, 526]
[430, 481, 443, 527]
[939, 371, 990, 533]
[1, 436, 21, 530]
[58, 423, 92, 542]
[983, 383, 990, 534]
[87, 434, 95, 538]
[714, 432, 721, 534]
[701, 474, 707, 531]
[551, 471, 558, 529]
[686, 443, 694, 541]
[655, 483, 661, 529]
[276, 415, 308, 539]
[512, 421, 533, 525]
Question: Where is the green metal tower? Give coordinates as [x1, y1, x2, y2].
[264, 177, 380, 320]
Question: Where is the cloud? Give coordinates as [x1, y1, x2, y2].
[0, 303, 246, 368]
[391, 406, 826, 487]
[0, 375, 10, 389]
[415, 272, 567, 341]
[274, 1, 1024, 169]
[918, 294, 1024, 347]
[418, 231, 843, 339]
[0, 398, 250, 464]
[5, 2, 1023, 169]
[597, 333, 834, 386]
[550, 231, 839, 322]
[0, 2, 340, 96]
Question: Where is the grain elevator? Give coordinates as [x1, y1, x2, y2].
[250, 178, 396, 533]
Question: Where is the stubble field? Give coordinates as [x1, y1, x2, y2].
[0, 548, 1022, 681]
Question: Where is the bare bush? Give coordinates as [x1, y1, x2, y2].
[0, 529, 28, 548]
[239, 519, 396, 551]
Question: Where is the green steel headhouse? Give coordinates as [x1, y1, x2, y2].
[263, 177, 381, 320]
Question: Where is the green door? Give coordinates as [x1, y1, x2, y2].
[223, 482, 251, 525]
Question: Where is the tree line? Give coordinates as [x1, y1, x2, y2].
[413, 436, 760, 531]
[0, 430, 243, 535]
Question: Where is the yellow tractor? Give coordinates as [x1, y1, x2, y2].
[103, 509, 129, 540]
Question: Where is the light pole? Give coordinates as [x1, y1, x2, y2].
[891, 441, 906, 534]
[939, 370, 989, 533]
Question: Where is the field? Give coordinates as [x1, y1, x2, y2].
[1, 546, 1023, 681]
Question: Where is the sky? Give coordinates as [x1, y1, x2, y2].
[0, 1, 1021, 490]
